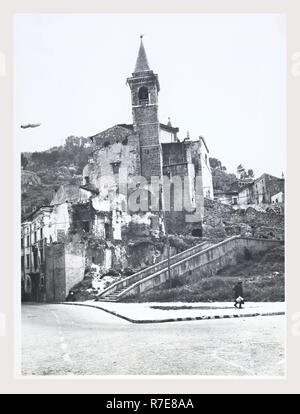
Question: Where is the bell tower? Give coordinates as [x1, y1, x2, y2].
[127, 36, 162, 181]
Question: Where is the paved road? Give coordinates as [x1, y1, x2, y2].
[22, 304, 285, 376]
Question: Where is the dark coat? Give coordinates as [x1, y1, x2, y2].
[233, 283, 243, 298]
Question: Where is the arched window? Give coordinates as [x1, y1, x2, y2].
[138, 87, 149, 105]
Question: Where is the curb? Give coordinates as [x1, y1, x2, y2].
[61, 302, 285, 324]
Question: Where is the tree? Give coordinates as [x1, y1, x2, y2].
[212, 169, 237, 192]
[21, 153, 28, 169]
[247, 169, 254, 178]
[209, 157, 222, 170]
[237, 164, 245, 177]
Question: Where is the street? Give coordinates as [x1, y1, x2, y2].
[22, 304, 285, 376]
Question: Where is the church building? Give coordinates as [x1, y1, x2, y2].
[79, 36, 214, 236]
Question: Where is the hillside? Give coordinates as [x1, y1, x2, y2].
[21, 170, 41, 187]
[21, 136, 91, 216]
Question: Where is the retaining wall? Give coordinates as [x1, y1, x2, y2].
[120, 237, 283, 298]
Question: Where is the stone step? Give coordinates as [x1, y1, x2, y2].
[97, 240, 215, 302]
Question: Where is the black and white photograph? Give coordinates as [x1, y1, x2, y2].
[16, 13, 285, 377]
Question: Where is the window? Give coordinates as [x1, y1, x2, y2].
[21, 256, 24, 271]
[104, 223, 110, 240]
[27, 235, 30, 247]
[233, 197, 238, 205]
[33, 250, 38, 270]
[82, 221, 90, 232]
[21, 238, 24, 248]
[34, 231, 37, 243]
[40, 228, 43, 240]
[40, 248, 44, 263]
[26, 254, 30, 268]
[84, 176, 90, 185]
[138, 86, 149, 105]
[111, 161, 121, 174]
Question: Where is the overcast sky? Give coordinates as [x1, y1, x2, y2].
[14, 13, 285, 177]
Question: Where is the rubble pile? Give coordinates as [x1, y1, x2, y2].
[68, 264, 122, 301]
[68, 234, 205, 301]
[203, 199, 284, 241]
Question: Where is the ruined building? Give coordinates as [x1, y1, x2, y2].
[21, 37, 214, 301]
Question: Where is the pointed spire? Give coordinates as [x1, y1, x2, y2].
[134, 35, 150, 72]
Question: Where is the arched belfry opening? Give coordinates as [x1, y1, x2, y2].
[138, 86, 149, 105]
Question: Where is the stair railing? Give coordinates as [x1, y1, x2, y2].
[98, 240, 209, 298]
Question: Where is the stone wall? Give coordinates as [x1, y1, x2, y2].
[45, 241, 85, 302]
[45, 243, 65, 302]
[51, 184, 82, 205]
[83, 125, 141, 196]
[64, 242, 86, 296]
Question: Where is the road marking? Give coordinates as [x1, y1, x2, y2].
[60, 302, 284, 324]
[51, 310, 74, 369]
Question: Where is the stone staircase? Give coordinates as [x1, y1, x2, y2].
[96, 240, 210, 302]
[96, 236, 283, 303]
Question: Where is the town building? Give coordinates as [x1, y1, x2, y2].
[21, 202, 75, 301]
[213, 181, 239, 206]
[271, 191, 284, 204]
[237, 173, 284, 207]
[21, 206, 52, 301]
[214, 189, 239, 206]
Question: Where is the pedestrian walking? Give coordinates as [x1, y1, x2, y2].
[233, 280, 244, 309]
[67, 290, 76, 302]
